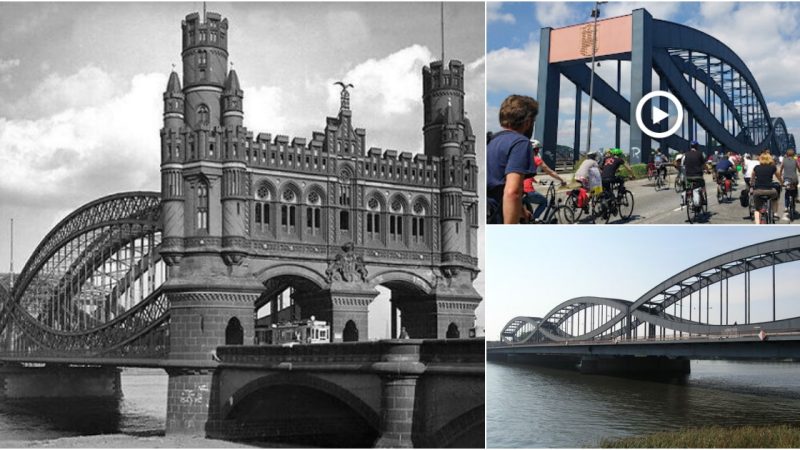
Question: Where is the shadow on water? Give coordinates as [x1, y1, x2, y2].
[487, 360, 800, 448]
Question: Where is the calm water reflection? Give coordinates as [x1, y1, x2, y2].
[487, 360, 800, 448]
[0, 368, 167, 443]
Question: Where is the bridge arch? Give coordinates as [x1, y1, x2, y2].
[367, 269, 435, 295]
[516, 236, 800, 344]
[221, 372, 380, 445]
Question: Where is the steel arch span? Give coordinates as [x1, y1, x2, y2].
[535, 8, 796, 167]
[501, 235, 800, 345]
[0, 191, 170, 358]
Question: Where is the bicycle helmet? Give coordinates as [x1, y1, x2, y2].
[531, 139, 542, 149]
[690, 140, 699, 148]
[587, 151, 599, 160]
[611, 148, 623, 156]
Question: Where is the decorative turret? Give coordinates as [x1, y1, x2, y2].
[160, 70, 186, 265]
[222, 67, 243, 128]
[422, 60, 465, 158]
[163, 70, 184, 130]
[181, 11, 228, 130]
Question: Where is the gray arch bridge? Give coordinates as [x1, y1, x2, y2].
[536, 8, 796, 167]
[490, 235, 800, 373]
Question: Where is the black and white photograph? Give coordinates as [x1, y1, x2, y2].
[0, 2, 485, 447]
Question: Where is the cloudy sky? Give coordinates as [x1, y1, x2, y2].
[486, 227, 800, 340]
[0, 2, 486, 334]
[487, 1, 800, 152]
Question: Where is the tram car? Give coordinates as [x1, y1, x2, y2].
[256, 316, 330, 345]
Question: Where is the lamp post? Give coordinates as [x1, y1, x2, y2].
[585, 1, 607, 156]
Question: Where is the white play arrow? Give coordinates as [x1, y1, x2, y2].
[652, 106, 669, 124]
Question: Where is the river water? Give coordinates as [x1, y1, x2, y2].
[0, 368, 167, 443]
[487, 360, 800, 448]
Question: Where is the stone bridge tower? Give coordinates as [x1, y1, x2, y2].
[158, 9, 482, 434]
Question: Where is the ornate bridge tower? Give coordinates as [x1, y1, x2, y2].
[159, 11, 263, 435]
[155, 8, 482, 435]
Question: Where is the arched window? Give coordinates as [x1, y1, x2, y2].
[196, 181, 209, 231]
[225, 317, 244, 345]
[254, 182, 271, 233]
[338, 173, 352, 232]
[446, 323, 460, 339]
[197, 50, 207, 66]
[343, 320, 359, 342]
[280, 188, 297, 234]
[389, 199, 405, 242]
[306, 190, 322, 235]
[197, 104, 210, 127]
[365, 196, 382, 241]
[411, 200, 426, 243]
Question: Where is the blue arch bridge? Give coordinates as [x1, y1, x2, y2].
[489, 235, 800, 375]
[535, 8, 796, 167]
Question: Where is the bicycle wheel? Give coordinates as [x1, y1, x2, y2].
[555, 205, 575, 224]
[686, 195, 695, 224]
[717, 185, 723, 204]
[701, 189, 708, 216]
[791, 194, 797, 223]
[766, 200, 774, 224]
[564, 194, 583, 223]
[618, 191, 635, 221]
[655, 176, 663, 191]
[674, 175, 685, 193]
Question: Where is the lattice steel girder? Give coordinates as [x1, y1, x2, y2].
[13, 192, 161, 300]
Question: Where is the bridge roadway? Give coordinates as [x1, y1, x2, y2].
[539, 170, 795, 224]
[488, 333, 800, 375]
[489, 332, 800, 360]
[0, 338, 484, 448]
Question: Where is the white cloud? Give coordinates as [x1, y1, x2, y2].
[330, 44, 433, 152]
[5, 66, 121, 119]
[0, 58, 20, 72]
[603, 2, 681, 20]
[536, 2, 579, 28]
[0, 68, 163, 208]
[488, 3, 515, 24]
[486, 42, 539, 95]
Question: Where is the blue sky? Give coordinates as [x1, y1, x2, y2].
[487, 2, 800, 151]
[486, 227, 800, 340]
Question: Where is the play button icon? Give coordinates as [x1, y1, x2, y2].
[635, 91, 684, 139]
[652, 106, 669, 124]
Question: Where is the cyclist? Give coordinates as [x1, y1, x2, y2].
[653, 150, 668, 181]
[523, 140, 567, 222]
[575, 151, 600, 187]
[715, 152, 736, 186]
[674, 152, 685, 175]
[778, 149, 799, 220]
[683, 141, 706, 188]
[601, 148, 635, 192]
[752, 152, 782, 224]
[743, 153, 758, 187]
[487, 95, 538, 224]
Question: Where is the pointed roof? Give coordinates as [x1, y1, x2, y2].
[166, 71, 182, 93]
[225, 69, 241, 92]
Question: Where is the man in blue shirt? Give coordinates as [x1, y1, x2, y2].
[487, 95, 538, 224]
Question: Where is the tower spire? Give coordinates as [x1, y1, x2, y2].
[203, 1, 207, 23]
[441, 2, 445, 63]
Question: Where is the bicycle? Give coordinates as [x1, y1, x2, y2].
[784, 180, 798, 223]
[684, 179, 707, 224]
[654, 168, 665, 191]
[674, 168, 686, 193]
[564, 184, 603, 224]
[525, 181, 573, 224]
[599, 178, 635, 223]
[755, 193, 775, 224]
[715, 172, 733, 204]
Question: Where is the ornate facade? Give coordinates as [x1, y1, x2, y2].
[158, 11, 480, 350]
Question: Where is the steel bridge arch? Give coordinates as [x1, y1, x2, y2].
[538, 8, 796, 165]
[511, 235, 800, 344]
[0, 191, 169, 358]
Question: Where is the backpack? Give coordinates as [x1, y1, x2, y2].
[577, 188, 589, 208]
[739, 188, 749, 207]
